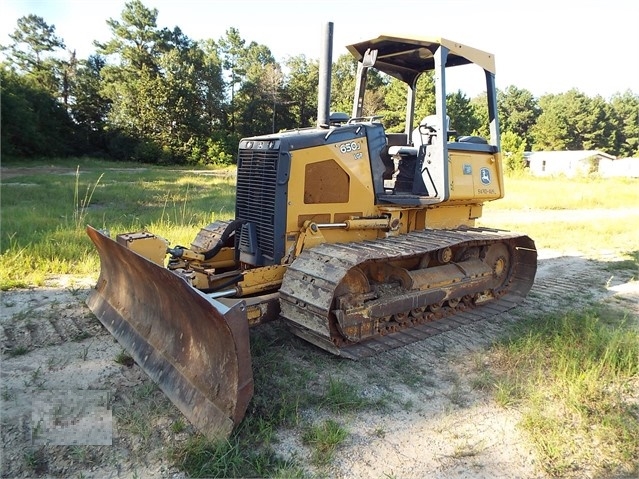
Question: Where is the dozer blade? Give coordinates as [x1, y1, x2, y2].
[85, 226, 253, 439]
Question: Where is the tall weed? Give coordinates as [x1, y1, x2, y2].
[73, 166, 104, 230]
[491, 306, 639, 477]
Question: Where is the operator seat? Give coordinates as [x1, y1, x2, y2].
[391, 115, 450, 192]
[413, 115, 454, 146]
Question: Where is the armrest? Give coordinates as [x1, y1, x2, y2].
[388, 145, 420, 157]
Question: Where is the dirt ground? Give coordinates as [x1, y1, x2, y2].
[1, 224, 638, 477]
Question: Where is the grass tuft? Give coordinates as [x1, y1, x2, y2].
[23, 447, 48, 474]
[6, 345, 29, 357]
[319, 377, 368, 413]
[170, 433, 304, 478]
[302, 419, 348, 466]
[171, 418, 187, 434]
[73, 166, 104, 231]
[490, 305, 639, 477]
[114, 350, 134, 367]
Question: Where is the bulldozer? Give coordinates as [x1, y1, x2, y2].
[86, 25, 537, 440]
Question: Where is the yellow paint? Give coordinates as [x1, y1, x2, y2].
[424, 205, 478, 229]
[448, 150, 504, 202]
[203, 248, 236, 269]
[347, 35, 496, 73]
[286, 138, 380, 253]
[237, 265, 287, 296]
[282, 134, 496, 259]
[118, 232, 168, 266]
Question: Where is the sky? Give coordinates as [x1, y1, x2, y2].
[1, 0, 638, 99]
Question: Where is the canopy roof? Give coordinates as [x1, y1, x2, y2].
[346, 34, 495, 84]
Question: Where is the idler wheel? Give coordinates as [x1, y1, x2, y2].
[483, 243, 511, 289]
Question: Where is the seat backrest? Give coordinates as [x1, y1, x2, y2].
[412, 115, 450, 146]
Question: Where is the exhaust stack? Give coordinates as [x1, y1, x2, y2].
[317, 22, 334, 126]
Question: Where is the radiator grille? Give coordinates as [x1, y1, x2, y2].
[236, 149, 279, 259]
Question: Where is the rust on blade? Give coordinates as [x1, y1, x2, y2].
[85, 226, 253, 439]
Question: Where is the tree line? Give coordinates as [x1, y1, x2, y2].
[2, 0, 637, 166]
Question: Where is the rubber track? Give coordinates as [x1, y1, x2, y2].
[279, 227, 537, 359]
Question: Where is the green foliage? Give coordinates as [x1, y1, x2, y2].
[381, 73, 436, 133]
[285, 54, 319, 127]
[413, 72, 436, 122]
[2, 4, 637, 163]
[380, 77, 411, 132]
[532, 89, 616, 153]
[609, 90, 639, 157]
[447, 90, 481, 136]
[219, 27, 292, 137]
[501, 131, 527, 173]
[470, 95, 489, 138]
[3, 13, 65, 94]
[330, 54, 359, 116]
[0, 69, 77, 156]
[189, 136, 235, 166]
[498, 86, 540, 147]
[69, 55, 110, 153]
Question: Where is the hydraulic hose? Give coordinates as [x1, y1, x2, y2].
[201, 274, 244, 294]
[202, 219, 248, 260]
[167, 219, 249, 260]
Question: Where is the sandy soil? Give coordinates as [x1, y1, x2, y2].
[2, 247, 637, 479]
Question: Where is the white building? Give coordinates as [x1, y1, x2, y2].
[527, 150, 616, 177]
[598, 157, 639, 178]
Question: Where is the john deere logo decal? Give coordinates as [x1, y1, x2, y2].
[480, 168, 491, 185]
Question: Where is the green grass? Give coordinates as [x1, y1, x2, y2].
[481, 217, 639, 255]
[493, 175, 639, 211]
[478, 175, 639, 254]
[6, 345, 29, 357]
[170, 433, 304, 479]
[114, 349, 135, 367]
[2, 160, 637, 289]
[302, 419, 348, 466]
[318, 377, 369, 413]
[385, 352, 433, 388]
[115, 380, 176, 454]
[1, 159, 236, 289]
[3, 159, 639, 476]
[603, 251, 639, 274]
[23, 447, 48, 474]
[488, 305, 639, 477]
[167, 323, 379, 477]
